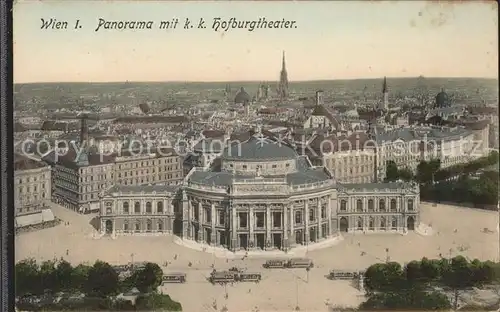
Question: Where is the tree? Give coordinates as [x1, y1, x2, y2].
[84, 260, 119, 297]
[404, 260, 423, 288]
[419, 257, 440, 282]
[398, 168, 413, 182]
[15, 258, 40, 296]
[71, 263, 91, 291]
[39, 260, 58, 293]
[135, 293, 182, 311]
[364, 262, 404, 292]
[132, 262, 163, 293]
[442, 256, 474, 310]
[55, 260, 73, 291]
[385, 161, 399, 182]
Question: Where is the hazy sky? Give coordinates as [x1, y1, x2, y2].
[14, 1, 498, 83]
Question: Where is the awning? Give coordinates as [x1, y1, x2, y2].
[15, 209, 55, 228]
[41, 208, 55, 222]
[15, 213, 43, 228]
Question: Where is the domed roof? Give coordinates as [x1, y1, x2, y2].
[222, 136, 297, 161]
[234, 87, 251, 104]
[435, 89, 450, 108]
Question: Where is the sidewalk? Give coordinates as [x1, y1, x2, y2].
[173, 235, 344, 259]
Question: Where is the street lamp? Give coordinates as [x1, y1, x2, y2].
[295, 276, 299, 311]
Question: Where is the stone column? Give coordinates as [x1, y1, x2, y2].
[112, 219, 116, 236]
[266, 206, 271, 249]
[304, 201, 310, 243]
[182, 197, 189, 238]
[283, 205, 289, 249]
[327, 196, 333, 236]
[231, 205, 238, 250]
[317, 202, 322, 240]
[289, 204, 295, 246]
[210, 204, 216, 245]
[198, 202, 203, 242]
[249, 205, 255, 248]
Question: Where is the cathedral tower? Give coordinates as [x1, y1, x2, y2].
[277, 51, 289, 100]
[381, 76, 389, 110]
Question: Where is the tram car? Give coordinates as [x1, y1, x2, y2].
[209, 270, 237, 284]
[263, 259, 288, 269]
[287, 258, 314, 269]
[329, 270, 364, 280]
[161, 273, 187, 284]
[236, 272, 262, 283]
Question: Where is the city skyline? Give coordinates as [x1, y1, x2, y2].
[14, 1, 498, 83]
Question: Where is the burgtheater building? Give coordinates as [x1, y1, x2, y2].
[99, 131, 420, 251]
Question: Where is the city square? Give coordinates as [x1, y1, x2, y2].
[16, 201, 498, 311]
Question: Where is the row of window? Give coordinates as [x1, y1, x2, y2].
[339, 198, 414, 212]
[325, 155, 373, 167]
[17, 184, 48, 193]
[16, 174, 49, 184]
[116, 166, 180, 177]
[345, 216, 399, 230]
[116, 157, 178, 170]
[123, 219, 165, 232]
[120, 179, 180, 186]
[333, 166, 373, 175]
[196, 209, 332, 229]
[230, 163, 291, 170]
[106, 201, 166, 215]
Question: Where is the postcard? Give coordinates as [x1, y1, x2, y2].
[11, 1, 499, 311]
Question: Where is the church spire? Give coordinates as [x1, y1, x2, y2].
[282, 51, 286, 71]
[278, 51, 289, 101]
[381, 76, 389, 111]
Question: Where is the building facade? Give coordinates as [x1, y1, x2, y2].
[337, 183, 419, 233]
[14, 154, 55, 228]
[97, 132, 420, 251]
[45, 147, 183, 213]
[99, 185, 178, 236]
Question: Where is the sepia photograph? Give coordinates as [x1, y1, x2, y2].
[10, 1, 499, 311]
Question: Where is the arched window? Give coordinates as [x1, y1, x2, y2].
[157, 202, 164, 214]
[390, 199, 397, 212]
[369, 217, 374, 230]
[123, 202, 129, 214]
[356, 199, 363, 212]
[134, 202, 140, 214]
[380, 217, 386, 229]
[146, 202, 152, 214]
[368, 199, 374, 212]
[295, 210, 302, 224]
[379, 199, 386, 212]
[408, 199, 414, 211]
[158, 220, 163, 232]
[392, 217, 398, 230]
[123, 220, 129, 232]
[340, 200, 347, 211]
[357, 217, 363, 230]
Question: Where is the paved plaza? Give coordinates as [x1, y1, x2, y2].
[15, 202, 499, 311]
